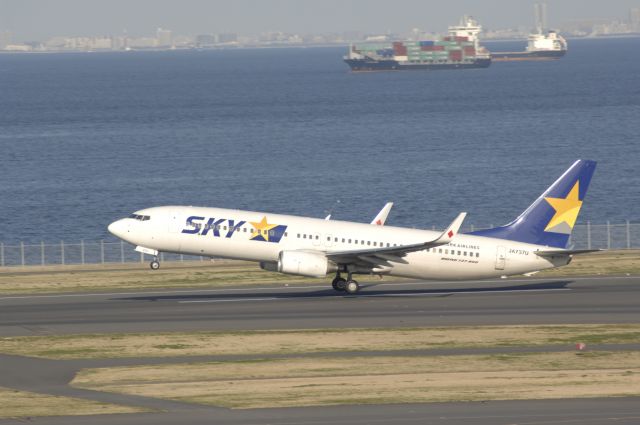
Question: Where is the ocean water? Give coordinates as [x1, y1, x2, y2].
[1, 38, 639, 243]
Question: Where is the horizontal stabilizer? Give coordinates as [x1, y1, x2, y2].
[535, 249, 602, 257]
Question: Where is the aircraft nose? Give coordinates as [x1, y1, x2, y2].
[108, 219, 127, 239]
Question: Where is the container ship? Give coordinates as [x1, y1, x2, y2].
[344, 16, 491, 72]
[491, 2, 567, 61]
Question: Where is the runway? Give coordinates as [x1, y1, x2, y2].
[1, 276, 639, 337]
[1, 275, 639, 424]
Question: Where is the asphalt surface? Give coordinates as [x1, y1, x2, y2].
[1, 276, 639, 336]
[1, 275, 639, 424]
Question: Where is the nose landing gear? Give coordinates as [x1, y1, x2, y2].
[150, 257, 160, 270]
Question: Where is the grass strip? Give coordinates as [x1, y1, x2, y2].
[71, 351, 640, 409]
[0, 261, 327, 295]
[0, 250, 638, 295]
[0, 386, 146, 418]
[2, 324, 639, 360]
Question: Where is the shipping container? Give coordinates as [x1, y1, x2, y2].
[463, 47, 476, 56]
[393, 45, 407, 56]
[449, 50, 463, 61]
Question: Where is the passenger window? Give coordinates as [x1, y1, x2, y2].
[303, 234, 307, 239]
[387, 243, 390, 247]
[439, 249, 442, 253]
[284, 232, 287, 237]
[348, 239, 352, 243]
[367, 241, 371, 246]
[342, 238, 345, 243]
[458, 251, 461, 255]
[327, 237, 331, 241]
[316, 235, 319, 240]
[270, 230, 275, 236]
[361, 240, 365, 245]
[335, 237, 338, 242]
[297, 234, 300, 238]
[476, 252, 480, 258]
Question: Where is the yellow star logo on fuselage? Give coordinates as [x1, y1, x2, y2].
[250, 216, 278, 242]
[544, 182, 583, 233]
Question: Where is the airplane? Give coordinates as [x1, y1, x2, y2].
[108, 160, 597, 295]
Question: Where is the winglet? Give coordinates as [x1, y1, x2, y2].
[434, 212, 467, 244]
[371, 202, 394, 225]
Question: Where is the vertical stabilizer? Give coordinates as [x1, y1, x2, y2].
[469, 160, 596, 248]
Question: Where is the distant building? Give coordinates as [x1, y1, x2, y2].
[111, 35, 129, 50]
[218, 33, 238, 44]
[4, 44, 32, 52]
[128, 37, 158, 48]
[630, 8, 640, 31]
[156, 28, 172, 47]
[0, 30, 12, 49]
[196, 34, 218, 47]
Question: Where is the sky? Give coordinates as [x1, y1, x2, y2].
[1, 0, 638, 41]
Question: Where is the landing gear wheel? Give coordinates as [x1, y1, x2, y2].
[344, 280, 360, 295]
[150, 259, 160, 270]
[332, 277, 347, 291]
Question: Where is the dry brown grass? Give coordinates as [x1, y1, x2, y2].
[0, 260, 327, 295]
[2, 324, 639, 360]
[0, 250, 638, 295]
[537, 249, 640, 277]
[72, 351, 640, 409]
[0, 386, 145, 418]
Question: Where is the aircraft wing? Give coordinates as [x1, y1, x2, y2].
[327, 212, 467, 265]
[371, 202, 393, 225]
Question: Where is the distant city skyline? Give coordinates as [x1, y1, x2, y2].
[2, 0, 640, 42]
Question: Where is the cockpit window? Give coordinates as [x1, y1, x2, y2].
[128, 214, 151, 221]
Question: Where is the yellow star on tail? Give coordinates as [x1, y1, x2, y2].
[250, 216, 278, 241]
[544, 182, 583, 232]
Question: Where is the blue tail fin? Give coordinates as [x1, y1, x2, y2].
[469, 160, 597, 248]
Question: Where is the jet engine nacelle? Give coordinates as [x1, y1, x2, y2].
[277, 250, 336, 278]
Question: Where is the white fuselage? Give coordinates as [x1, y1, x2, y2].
[109, 206, 568, 281]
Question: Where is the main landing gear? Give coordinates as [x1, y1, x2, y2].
[331, 273, 360, 295]
[150, 256, 160, 270]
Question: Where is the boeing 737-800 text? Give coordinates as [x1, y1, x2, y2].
[108, 160, 597, 294]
